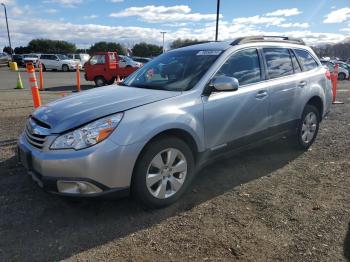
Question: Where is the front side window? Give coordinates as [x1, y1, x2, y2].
[215, 48, 262, 86]
[90, 55, 106, 65]
[263, 48, 293, 79]
[294, 49, 318, 71]
[123, 50, 221, 91]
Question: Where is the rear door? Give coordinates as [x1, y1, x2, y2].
[203, 48, 270, 149]
[262, 47, 301, 132]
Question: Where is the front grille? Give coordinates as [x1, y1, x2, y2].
[25, 117, 50, 149]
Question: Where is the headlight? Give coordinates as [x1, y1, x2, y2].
[51, 113, 123, 150]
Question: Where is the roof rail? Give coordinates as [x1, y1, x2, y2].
[230, 35, 305, 46]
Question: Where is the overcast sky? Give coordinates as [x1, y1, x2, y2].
[0, 0, 349, 49]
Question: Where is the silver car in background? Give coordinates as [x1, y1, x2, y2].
[18, 36, 332, 208]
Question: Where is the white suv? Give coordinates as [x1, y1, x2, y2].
[39, 54, 82, 72]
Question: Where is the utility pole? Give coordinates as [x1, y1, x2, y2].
[215, 0, 220, 41]
[160, 31, 167, 53]
[1, 3, 13, 59]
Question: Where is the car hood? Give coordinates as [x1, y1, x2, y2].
[32, 85, 181, 133]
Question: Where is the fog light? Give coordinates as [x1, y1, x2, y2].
[57, 180, 103, 194]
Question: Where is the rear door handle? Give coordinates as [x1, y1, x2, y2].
[256, 90, 268, 99]
[298, 81, 307, 88]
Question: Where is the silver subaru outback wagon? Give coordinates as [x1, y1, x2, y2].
[18, 36, 332, 208]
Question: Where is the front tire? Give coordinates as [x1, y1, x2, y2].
[294, 105, 320, 150]
[94, 76, 106, 87]
[132, 136, 195, 209]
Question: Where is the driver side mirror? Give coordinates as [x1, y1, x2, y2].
[204, 76, 239, 95]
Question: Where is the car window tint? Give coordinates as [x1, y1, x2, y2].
[67, 55, 73, 59]
[216, 48, 261, 85]
[263, 48, 293, 79]
[294, 49, 318, 71]
[290, 50, 302, 73]
[90, 55, 105, 65]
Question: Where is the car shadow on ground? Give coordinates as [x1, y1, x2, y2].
[43, 85, 95, 92]
[345, 222, 350, 261]
[0, 139, 302, 261]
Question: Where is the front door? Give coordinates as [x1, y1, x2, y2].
[203, 48, 270, 149]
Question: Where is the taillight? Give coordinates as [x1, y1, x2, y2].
[325, 70, 331, 80]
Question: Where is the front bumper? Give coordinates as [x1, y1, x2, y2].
[69, 64, 82, 70]
[17, 132, 143, 197]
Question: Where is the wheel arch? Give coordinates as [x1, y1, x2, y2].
[305, 96, 323, 120]
[137, 128, 199, 163]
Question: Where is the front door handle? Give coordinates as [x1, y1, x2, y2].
[298, 81, 307, 88]
[256, 90, 268, 99]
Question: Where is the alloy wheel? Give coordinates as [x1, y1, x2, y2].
[301, 112, 317, 144]
[146, 148, 187, 199]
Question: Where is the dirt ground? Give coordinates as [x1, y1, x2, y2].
[0, 70, 349, 261]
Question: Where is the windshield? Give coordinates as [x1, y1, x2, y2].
[123, 50, 221, 91]
[57, 54, 69, 60]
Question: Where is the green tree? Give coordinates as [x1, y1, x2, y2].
[132, 42, 162, 57]
[3, 46, 13, 54]
[170, 38, 202, 49]
[28, 39, 76, 53]
[14, 46, 31, 54]
[89, 42, 125, 55]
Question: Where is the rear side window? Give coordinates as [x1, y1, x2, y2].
[290, 50, 302, 73]
[216, 48, 262, 85]
[294, 49, 318, 71]
[263, 48, 293, 79]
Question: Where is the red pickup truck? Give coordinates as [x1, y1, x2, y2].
[84, 52, 139, 86]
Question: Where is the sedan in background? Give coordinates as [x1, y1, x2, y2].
[320, 60, 349, 80]
[39, 54, 82, 72]
[0, 52, 10, 66]
[118, 55, 143, 68]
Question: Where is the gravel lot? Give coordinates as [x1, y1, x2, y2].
[0, 67, 349, 261]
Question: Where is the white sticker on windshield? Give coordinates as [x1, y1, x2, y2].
[196, 50, 221, 56]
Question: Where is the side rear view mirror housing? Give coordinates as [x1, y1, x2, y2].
[204, 76, 239, 95]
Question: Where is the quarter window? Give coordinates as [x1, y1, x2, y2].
[215, 48, 262, 85]
[294, 49, 318, 71]
[263, 48, 293, 79]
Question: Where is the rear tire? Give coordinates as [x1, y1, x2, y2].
[94, 76, 106, 87]
[42, 64, 46, 71]
[132, 136, 195, 209]
[293, 104, 320, 150]
[338, 72, 346, 81]
[62, 64, 69, 72]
